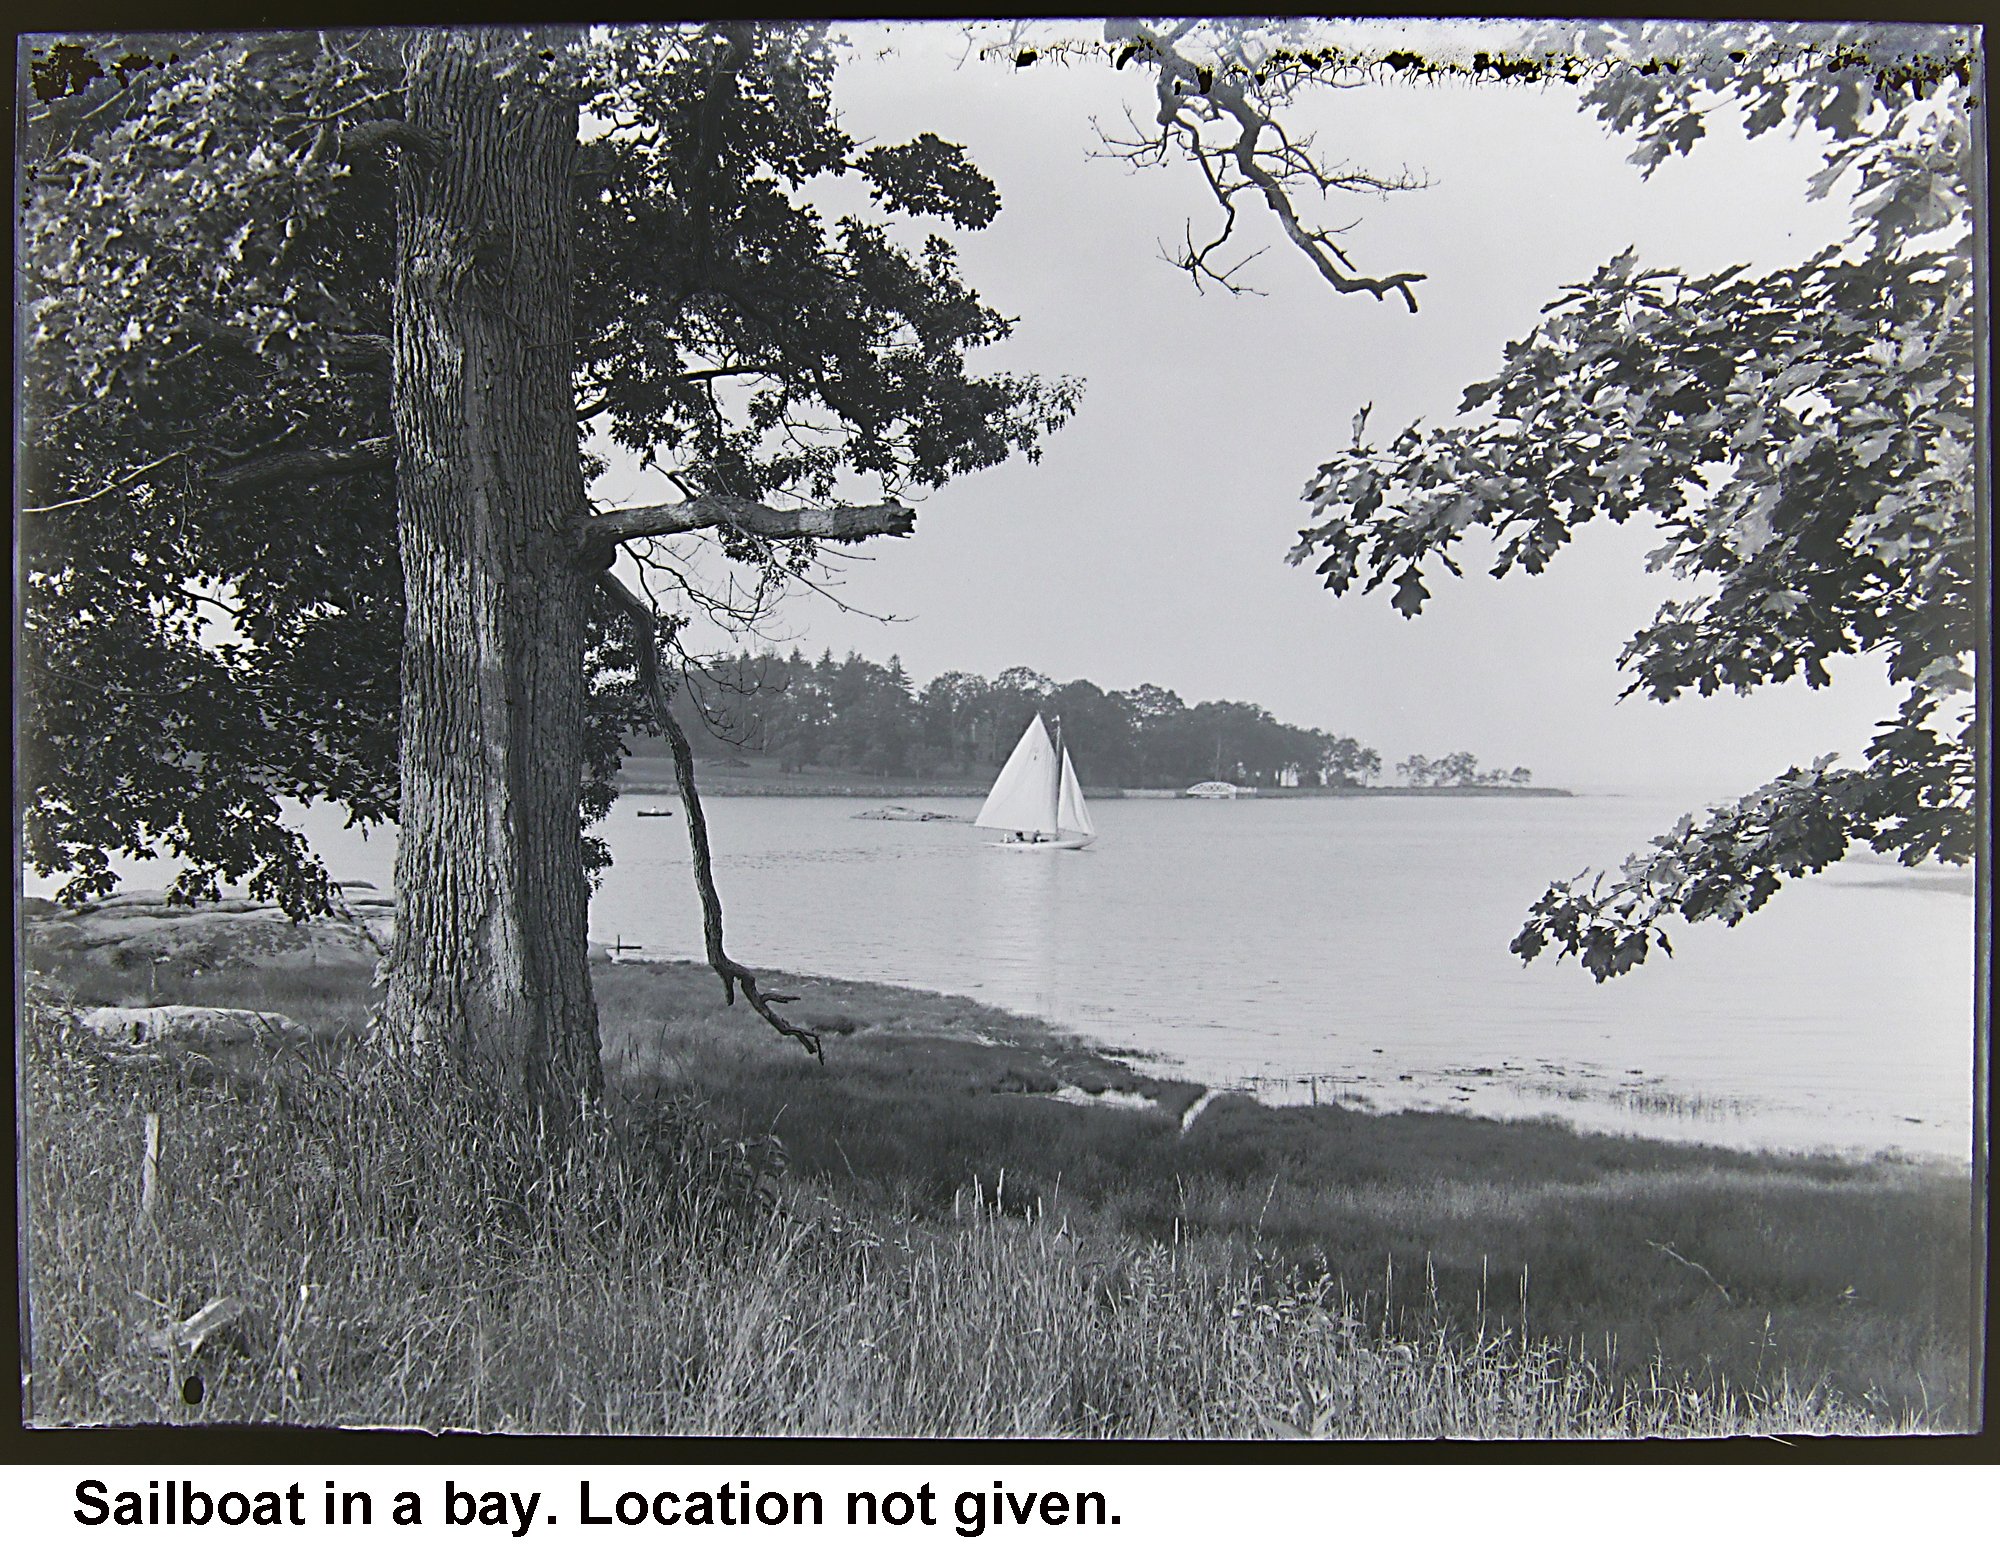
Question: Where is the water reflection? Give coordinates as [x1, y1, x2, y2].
[968, 840, 1065, 1021]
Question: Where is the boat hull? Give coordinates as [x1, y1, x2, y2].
[985, 835, 1094, 851]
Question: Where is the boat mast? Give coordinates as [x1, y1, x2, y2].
[1051, 713, 1063, 840]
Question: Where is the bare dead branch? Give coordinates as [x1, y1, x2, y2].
[1210, 74, 1427, 310]
[595, 567, 830, 1060]
[626, 535, 782, 632]
[581, 494, 916, 552]
[773, 552, 911, 625]
[1095, 21, 1430, 309]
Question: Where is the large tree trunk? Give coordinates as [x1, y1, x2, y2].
[383, 31, 601, 1115]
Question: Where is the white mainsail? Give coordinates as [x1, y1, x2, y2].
[974, 715, 1060, 834]
[977, 715, 1098, 845]
[1056, 750, 1096, 837]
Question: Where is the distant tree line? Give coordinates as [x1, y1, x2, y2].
[657, 650, 1384, 789]
[1395, 753, 1535, 788]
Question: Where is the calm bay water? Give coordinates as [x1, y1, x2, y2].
[66, 791, 1977, 1159]
[585, 792, 1974, 1160]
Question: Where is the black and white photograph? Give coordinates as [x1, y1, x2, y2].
[15, 14, 1988, 1445]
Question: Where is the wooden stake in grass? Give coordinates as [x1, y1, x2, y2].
[146, 1296, 246, 1358]
[138, 1112, 160, 1223]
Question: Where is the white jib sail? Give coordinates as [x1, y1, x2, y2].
[975, 716, 1059, 834]
[1057, 750, 1096, 837]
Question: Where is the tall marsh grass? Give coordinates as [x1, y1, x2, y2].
[20, 977, 1924, 1438]
[600, 963, 1974, 1426]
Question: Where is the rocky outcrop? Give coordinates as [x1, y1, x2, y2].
[81, 1004, 314, 1047]
[24, 890, 393, 976]
[78, 1004, 318, 1088]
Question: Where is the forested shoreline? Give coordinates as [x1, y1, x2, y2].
[651, 649, 1408, 789]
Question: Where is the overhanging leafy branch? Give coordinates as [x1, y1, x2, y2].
[1514, 690, 1975, 980]
[1286, 20, 1979, 975]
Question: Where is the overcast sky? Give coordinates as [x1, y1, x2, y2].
[598, 19, 1907, 802]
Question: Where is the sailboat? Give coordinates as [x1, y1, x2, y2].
[974, 714, 1097, 851]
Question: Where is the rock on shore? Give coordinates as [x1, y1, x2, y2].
[76, 1003, 319, 1089]
[23, 889, 393, 974]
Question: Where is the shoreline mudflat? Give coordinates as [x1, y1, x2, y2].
[20, 890, 1952, 1162]
[21, 894, 1977, 1431]
[20, 893, 1952, 1176]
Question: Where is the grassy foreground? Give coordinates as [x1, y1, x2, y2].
[20, 902, 1975, 1436]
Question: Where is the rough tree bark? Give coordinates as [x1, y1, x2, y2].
[382, 32, 602, 1115]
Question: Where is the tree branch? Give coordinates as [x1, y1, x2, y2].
[1098, 21, 1428, 309]
[212, 436, 394, 494]
[1214, 82, 1427, 311]
[595, 568, 831, 1059]
[581, 494, 917, 552]
[22, 451, 185, 515]
[326, 332, 392, 367]
[340, 117, 447, 166]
